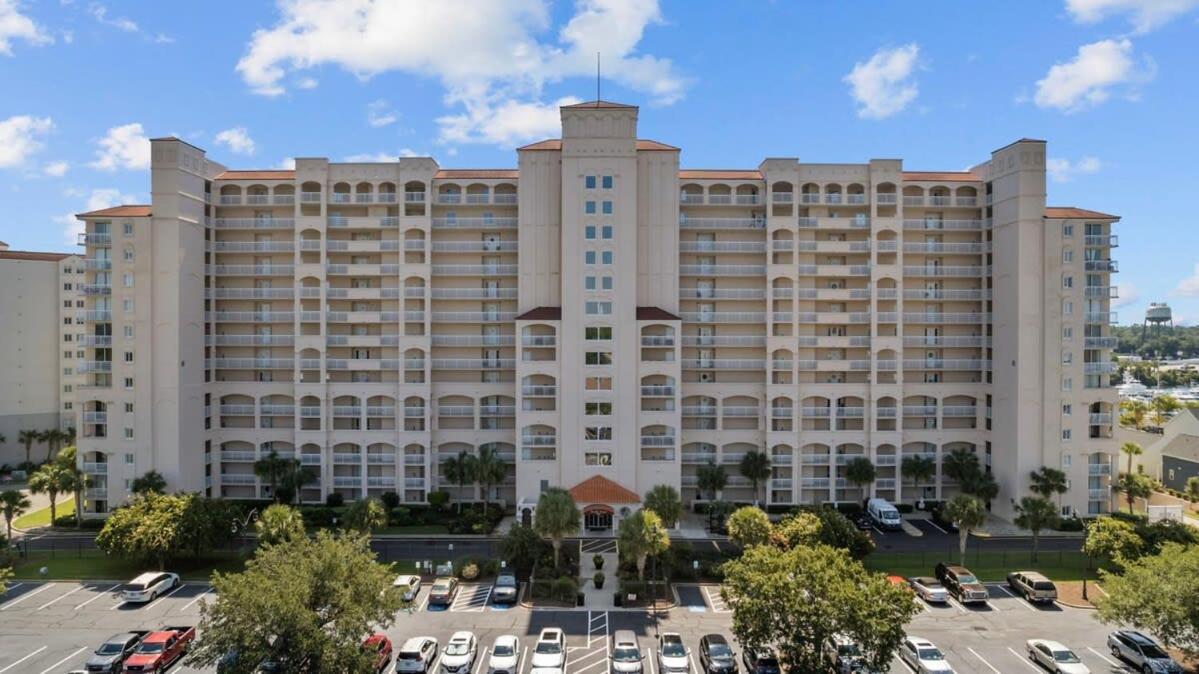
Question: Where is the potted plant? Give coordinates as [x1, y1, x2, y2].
[593, 571, 605, 589]
[593, 553, 604, 570]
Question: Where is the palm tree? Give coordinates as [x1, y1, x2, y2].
[902, 455, 935, 499]
[1151, 395, 1181, 426]
[0, 490, 32, 540]
[1119, 398, 1149, 430]
[738, 451, 771, 506]
[55, 445, 87, 527]
[1120, 441, 1143, 476]
[1029, 467, 1069, 509]
[43, 429, 67, 463]
[617, 509, 670, 580]
[532, 487, 580, 568]
[28, 462, 77, 527]
[643, 484, 682, 528]
[18, 430, 40, 466]
[944, 494, 987, 565]
[844, 457, 877, 501]
[1186, 476, 1199, 503]
[253, 450, 292, 502]
[276, 461, 317, 505]
[941, 447, 979, 484]
[1117, 472, 1152, 515]
[131, 470, 167, 495]
[344, 498, 388, 533]
[442, 451, 477, 513]
[1014, 496, 1059, 562]
[696, 461, 727, 502]
[473, 446, 507, 516]
[255, 503, 305, 546]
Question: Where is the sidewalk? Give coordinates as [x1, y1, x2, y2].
[580, 539, 618, 609]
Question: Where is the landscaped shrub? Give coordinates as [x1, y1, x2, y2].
[325, 492, 344, 508]
[460, 563, 479, 580]
[1056, 517, 1085, 532]
[380, 491, 400, 511]
[896, 503, 915, 514]
[299, 506, 335, 528]
[426, 490, 450, 511]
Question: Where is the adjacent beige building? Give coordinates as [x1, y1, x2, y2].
[72, 101, 1120, 523]
[0, 244, 83, 466]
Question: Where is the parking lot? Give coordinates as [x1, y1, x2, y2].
[0, 576, 1139, 674]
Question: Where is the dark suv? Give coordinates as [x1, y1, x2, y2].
[934, 562, 989, 604]
[741, 648, 780, 674]
[699, 634, 737, 674]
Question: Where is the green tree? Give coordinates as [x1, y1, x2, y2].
[844, 457, 877, 500]
[1082, 516, 1143, 570]
[770, 511, 820, 549]
[0, 490, 32, 541]
[54, 445, 87, 527]
[1120, 441, 1144, 476]
[1186, 476, 1199, 502]
[96, 492, 191, 569]
[727, 506, 771, 549]
[186, 532, 403, 673]
[179, 497, 240, 559]
[1119, 398, 1149, 431]
[1013, 496, 1059, 562]
[498, 524, 544, 573]
[960, 470, 999, 502]
[943, 495, 987, 565]
[344, 498, 387, 533]
[901, 455, 935, 497]
[42, 428, 67, 463]
[1151, 394, 1181, 426]
[472, 446, 507, 516]
[442, 451, 477, 513]
[0, 567, 10, 595]
[738, 451, 771, 505]
[1096, 543, 1199, 661]
[532, 488, 580, 568]
[941, 447, 979, 484]
[276, 460, 317, 505]
[1117, 471, 1154, 514]
[643, 484, 682, 528]
[131, 470, 168, 495]
[255, 504, 306, 546]
[799, 506, 875, 560]
[17, 429, 40, 466]
[1029, 467, 1069, 508]
[28, 461, 76, 526]
[254, 451, 296, 503]
[696, 461, 727, 501]
[722, 544, 920, 673]
[617, 509, 670, 580]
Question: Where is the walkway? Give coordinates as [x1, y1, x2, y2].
[580, 538, 618, 609]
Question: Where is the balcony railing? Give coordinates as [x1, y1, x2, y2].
[1084, 260, 1118, 272]
[678, 216, 766, 230]
[902, 359, 990, 370]
[1085, 336, 1118, 349]
[683, 359, 766, 370]
[680, 311, 765, 323]
[1083, 362, 1118, 375]
[213, 218, 295, 229]
[431, 217, 518, 229]
[901, 219, 986, 231]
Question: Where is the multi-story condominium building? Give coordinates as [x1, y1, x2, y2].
[73, 100, 1119, 524]
[0, 243, 84, 465]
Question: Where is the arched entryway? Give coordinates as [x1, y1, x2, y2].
[583, 504, 614, 531]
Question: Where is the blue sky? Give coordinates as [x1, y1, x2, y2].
[1, 0, 1196, 324]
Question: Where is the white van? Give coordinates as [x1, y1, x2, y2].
[867, 498, 902, 531]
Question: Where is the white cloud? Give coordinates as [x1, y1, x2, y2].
[1113, 282, 1139, 308]
[276, 157, 296, 169]
[366, 99, 398, 127]
[1065, 0, 1199, 33]
[1046, 156, 1103, 182]
[0, 0, 52, 55]
[43, 160, 69, 176]
[843, 44, 920, 120]
[0, 114, 53, 168]
[344, 152, 397, 163]
[87, 3, 138, 32]
[1176, 263, 1199, 297]
[398, 148, 421, 157]
[214, 126, 257, 155]
[296, 76, 318, 89]
[55, 187, 139, 245]
[437, 96, 580, 146]
[236, 0, 687, 146]
[1033, 38, 1153, 112]
[89, 122, 150, 171]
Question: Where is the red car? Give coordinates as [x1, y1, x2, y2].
[363, 634, 393, 673]
[122, 625, 195, 672]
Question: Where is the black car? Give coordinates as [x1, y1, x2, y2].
[699, 634, 737, 674]
[740, 647, 779, 674]
[85, 631, 150, 673]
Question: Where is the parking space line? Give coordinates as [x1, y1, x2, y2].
[38, 646, 87, 674]
[1087, 647, 1123, 668]
[0, 582, 23, 595]
[74, 583, 119, 610]
[418, 592, 430, 612]
[992, 584, 1036, 611]
[0, 646, 47, 673]
[0, 583, 54, 610]
[967, 648, 1001, 674]
[142, 582, 187, 610]
[1006, 647, 1042, 672]
[473, 648, 489, 674]
[924, 520, 948, 534]
[646, 648, 656, 674]
[36, 583, 85, 610]
[518, 646, 527, 674]
[895, 657, 917, 674]
[945, 597, 968, 614]
[450, 584, 492, 612]
[688, 651, 700, 674]
[182, 589, 212, 612]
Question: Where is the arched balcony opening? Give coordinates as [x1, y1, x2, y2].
[521, 424, 557, 462]
[707, 183, 732, 205]
[903, 395, 938, 430]
[522, 374, 557, 412]
[437, 183, 462, 204]
[523, 324, 558, 362]
[722, 395, 760, 431]
[800, 182, 821, 204]
[802, 396, 832, 431]
[437, 395, 474, 431]
[640, 424, 676, 462]
[943, 395, 978, 429]
[640, 324, 674, 362]
[682, 396, 717, 430]
[835, 396, 865, 431]
[331, 182, 352, 204]
[465, 183, 490, 204]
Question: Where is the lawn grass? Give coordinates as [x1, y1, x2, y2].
[9, 550, 247, 581]
[12, 498, 72, 529]
[864, 550, 1098, 582]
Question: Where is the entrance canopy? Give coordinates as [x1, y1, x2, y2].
[569, 475, 641, 505]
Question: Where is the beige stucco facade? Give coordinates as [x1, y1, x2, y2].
[71, 101, 1119, 521]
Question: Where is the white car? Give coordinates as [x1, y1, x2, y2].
[1026, 639, 1090, 674]
[120, 572, 179, 603]
[899, 637, 954, 673]
[440, 632, 478, 674]
[395, 637, 439, 673]
[393, 574, 422, 602]
[657, 633, 690, 674]
[531, 628, 566, 671]
[907, 577, 948, 604]
[488, 635, 520, 674]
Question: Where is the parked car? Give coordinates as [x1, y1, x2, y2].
[492, 572, 519, 604]
[215, 651, 280, 674]
[611, 630, 644, 674]
[85, 631, 149, 673]
[428, 577, 459, 606]
[1025, 639, 1090, 674]
[121, 625, 195, 673]
[898, 636, 954, 673]
[698, 634, 737, 674]
[657, 633, 690, 674]
[120, 572, 180, 603]
[1107, 630, 1183, 673]
[394, 637, 439, 674]
[823, 634, 865, 673]
[361, 634, 392, 673]
[393, 574, 422, 602]
[867, 498, 903, 531]
[933, 563, 989, 604]
[531, 628, 566, 671]
[1007, 571, 1058, 604]
[907, 577, 949, 604]
[740, 647, 780, 674]
[439, 631, 477, 674]
[487, 635, 520, 674]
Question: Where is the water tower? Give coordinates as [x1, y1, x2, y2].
[1143, 302, 1173, 336]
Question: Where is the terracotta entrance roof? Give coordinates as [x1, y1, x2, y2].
[569, 476, 641, 504]
[1043, 206, 1119, 220]
[76, 204, 151, 218]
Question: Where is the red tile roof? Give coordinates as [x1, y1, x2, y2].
[517, 139, 678, 152]
[214, 170, 296, 180]
[679, 169, 763, 180]
[435, 169, 519, 179]
[0, 250, 75, 261]
[569, 476, 641, 504]
[902, 171, 981, 182]
[516, 307, 562, 320]
[637, 307, 682, 321]
[1044, 206, 1119, 220]
[76, 205, 152, 218]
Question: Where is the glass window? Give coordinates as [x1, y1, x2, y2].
[1063, 224, 1074, 238]
[586, 376, 612, 390]
[585, 402, 613, 415]
[585, 225, 597, 239]
[585, 452, 613, 466]
[585, 201, 596, 214]
[601, 251, 613, 264]
[585, 251, 597, 264]
[585, 351, 613, 365]
[602, 201, 613, 214]
[1062, 249, 1073, 263]
[602, 175, 613, 189]
[585, 326, 613, 340]
[602, 225, 613, 239]
[585, 176, 596, 189]
[602, 276, 613, 290]
[585, 276, 597, 290]
[585, 427, 612, 440]
[585, 301, 612, 315]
